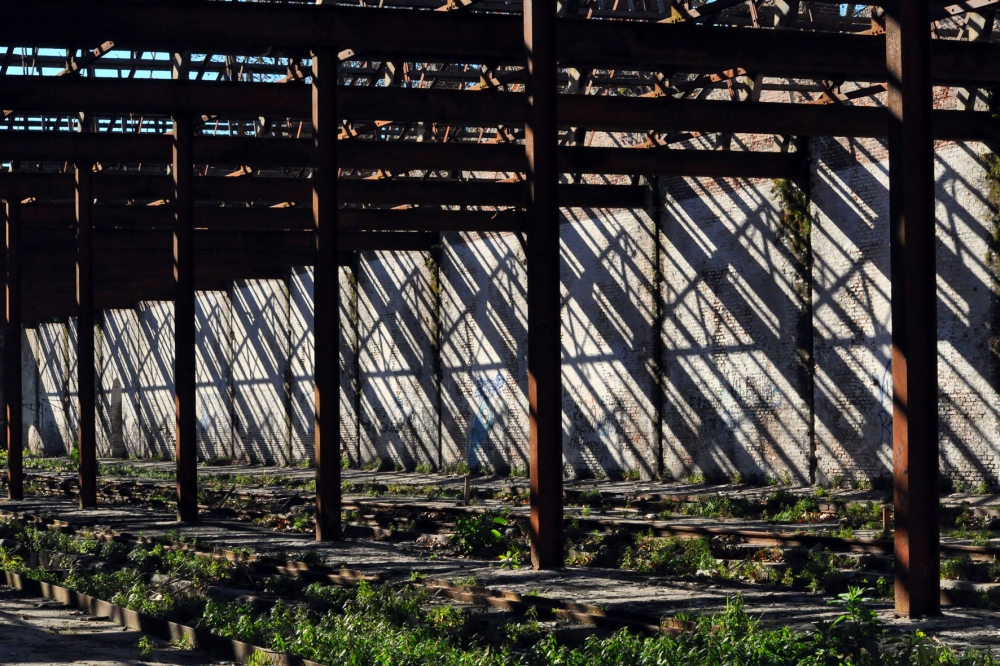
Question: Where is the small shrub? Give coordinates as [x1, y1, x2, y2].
[443, 461, 471, 476]
[686, 472, 706, 485]
[686, 495, 750, 519]
[498, 545, 526, 570]
[247, 652, 277, 666]
[576, 489, 603, 506]
[450, 511, 509, 556]
[362, 458, 383, 472]
[768, 493, 820, 523]
[137, 636, 154, 659]
[504, 606, 543, 646]
[941, 555, 977, 580]
[508, 465, 528, 479]
[875, 576, 894, 600]
[414, 462, 434, 474]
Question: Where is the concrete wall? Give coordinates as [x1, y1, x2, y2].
[11, 138, 1000, 489]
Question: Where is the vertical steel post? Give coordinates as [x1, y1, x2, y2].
[76, 163, 97, 508]
[312, 48, 341, 541]
[886, 0, 939, 617]
[525, 0, 563, 569]
[5, 199, 21, 500]
[173, 114, 198, 523]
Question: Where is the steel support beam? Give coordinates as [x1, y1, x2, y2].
[4, 198, 21, 500]
[173, 113, 197, 523]
[2, 2, 1000, 86]
[887, 0, 939, 618]
[0, 132, 808, 177]
[75, 163, 97, 509]
[1, 78, 994, 141]
[956, 8, 996, 112]
[525, 0, 562, 570]
[313, 48, 341, 542]
[0, 172, 651, 209]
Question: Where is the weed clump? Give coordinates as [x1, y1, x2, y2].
[450, 511, 514, 557]
[620, 534, 718, 576]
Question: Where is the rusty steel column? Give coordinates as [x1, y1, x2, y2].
[5, 198, 22, 500]
[76, 163, 97, 508]
[312, 47, 341, 541]
[173, 113, 198, 523]
[887, 0, 939, 617]
[525, 0, 562, 568]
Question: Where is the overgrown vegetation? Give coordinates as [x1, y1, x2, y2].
[450, 510, 525, 563]
[982, 143, 1000, 288]
[0, 515, 997, 665]
[650, 489, 883, 532]
[982, 90, 1000, 365]
[620, 534, 717, 576]
[772, 178, 813, 304]
[0, 519, 245, 621]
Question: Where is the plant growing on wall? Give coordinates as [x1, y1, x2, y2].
[982, 152, 1000, 287]
[982, 89, 1000, 262]
[982, 88, 1000, 362]
[771, 178, 813, 306]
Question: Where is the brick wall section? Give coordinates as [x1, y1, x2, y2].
[137, 301, 174, 458]
[659, 175, 813, 484]
[231, 279, 290, 464]
[440, 231, 529, 473]
[811, 137, 998, 488]
[810, 136, 894, 485]
[194, 292, 232, 461]
[289, 267, 315, 463]
[563, 206, 659, 479]
[934, 142, 999, 487]
[97, 309, 141, 458]
[358, 250, 438, 469]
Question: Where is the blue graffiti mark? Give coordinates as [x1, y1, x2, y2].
[468, 403, 496, 467]
[466, 373, 506, 467]
[876, 359, 892, 447]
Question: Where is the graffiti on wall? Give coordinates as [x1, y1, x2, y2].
[875, 359, 892, 448]
[466, 373, 506, 468]
[716, 371, 783, 429]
